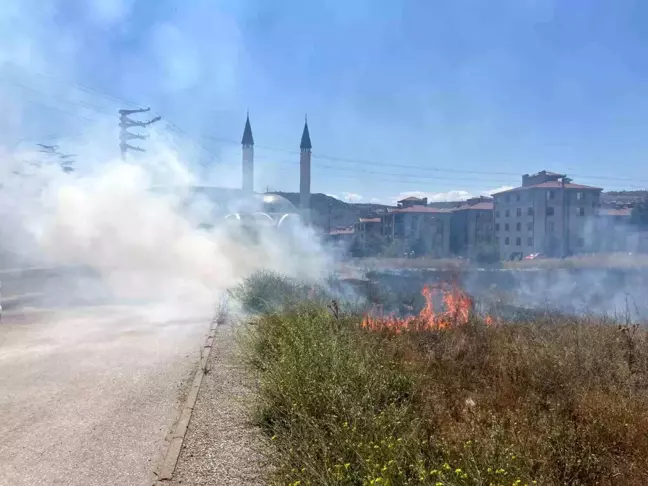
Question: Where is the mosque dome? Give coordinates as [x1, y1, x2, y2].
[256, 194, 297, 215]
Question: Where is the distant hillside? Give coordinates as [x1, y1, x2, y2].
[271, 192, 392, 231]
[605, 190, 648, 196]
[427, 201, 464, 209]
[602, 191, 647, 206]
[268, 191, 648, 230]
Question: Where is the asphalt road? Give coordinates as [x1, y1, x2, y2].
[0, 302, 213, 486]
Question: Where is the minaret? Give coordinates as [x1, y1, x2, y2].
[241, 112, 254, 195]
[299, 116, 312, 220]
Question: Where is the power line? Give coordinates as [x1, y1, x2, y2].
[5, 66, 647, 187]
[266, 167, 509, 189]
[165, 121, 221, 164]
[6, 77, 118, 119]
[5, 62, 141, 108]
[254, 156, 518, 183]
[22, 97, 99, 124]
[248, 155, 648, 189]
[204, 135, 648, 185]
[16, 132, 84, 143]
[5, 68, 219, 165]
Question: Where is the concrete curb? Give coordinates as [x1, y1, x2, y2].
[155, 308, 226, 482]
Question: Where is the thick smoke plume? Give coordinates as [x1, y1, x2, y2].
[0, 143, 330, 314]
[0, 0, 334, 315]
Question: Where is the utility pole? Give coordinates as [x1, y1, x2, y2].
[36, 144, 77, 173]
[328, 200, 332, 235]
[118, 108, 161, 160]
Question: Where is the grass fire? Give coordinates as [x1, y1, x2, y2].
[238, 272, 648, 486]
[361, 283, 477, 332]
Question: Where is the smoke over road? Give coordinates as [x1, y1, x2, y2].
[0, 148, 329, 313]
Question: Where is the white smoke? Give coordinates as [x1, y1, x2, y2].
[0, 139, 329, 313]
[0, 0, 331, 316]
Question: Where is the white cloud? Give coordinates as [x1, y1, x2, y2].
[88, 0, 135, 24]
[389, 186, 514, 205]
[389, 190, 471, 205]
[341, 192, 363, 203]
[369, 197, 382, 204]
[482, 185, 514, 195]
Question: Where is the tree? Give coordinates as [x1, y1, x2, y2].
[630, 201, 648, 229]
[410, 236, 428, 257]
[365, 232, 387, 256]
[474, 242, 499, 264]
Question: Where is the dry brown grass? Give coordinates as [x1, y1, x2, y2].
[397, 318, 648, 485]
[503, 253, 648, 269]
[351, 257, 469, 271]
[240, 274, 648, 485]
[346, 253, 648, 271]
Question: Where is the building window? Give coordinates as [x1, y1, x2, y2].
[495, 223, 500, 231]
[505, 237, 510, 245]
[576, 192, 584, 200]
[548, 222, 555, 232]
[528, 237, 533, 246]
[505, 209, 510, 217]
[577, 237, 585, 247]
[495, 210, 500, 218]
[516, 208, 522, 217]
[547, 191, 555, 200]
[546, 206, 555, 216]
[527, 222, 533, 231]
[505, 195, 510, 202]
[495, 237, 499, 246]
[516, 193, 521, 202]
[516, 222, 521, 231]
[577, 207, 585, 216]
[515, 237, 521, 246]
[527, 207, 533, 216]
[505, 223, 509, 231]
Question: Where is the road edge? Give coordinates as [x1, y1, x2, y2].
[155, 303, 227, 482]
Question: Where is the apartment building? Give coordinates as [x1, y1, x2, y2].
[597, 207, 632, 252]
[328, 226, 355, 245]
[396, 196, 428, 208]
[493, 171, 602, 260]
[380, 202, 452, 257]
[449, 196, 494, 258]
[353, 217, 381, 252]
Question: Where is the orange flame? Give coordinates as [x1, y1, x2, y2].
[361, 284, 487, 332]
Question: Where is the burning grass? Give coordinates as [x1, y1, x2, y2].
[361, 283, 476, 332]
[239, 273, 648, 485]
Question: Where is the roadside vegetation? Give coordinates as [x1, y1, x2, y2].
[237, 272, 648, 486]
[346, 253, 648, 272]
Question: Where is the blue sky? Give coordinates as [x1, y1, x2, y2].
[2, 0, 648, 203]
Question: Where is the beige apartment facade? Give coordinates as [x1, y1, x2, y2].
[353, 217, 382, 252]
[380, 205, 452, 257]
[449, 196, 494, 258]
[493, 171, 601, 260]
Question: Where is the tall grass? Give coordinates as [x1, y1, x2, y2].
[239, 272, 648, 485]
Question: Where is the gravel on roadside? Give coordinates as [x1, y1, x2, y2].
[166, 320, 267, 485]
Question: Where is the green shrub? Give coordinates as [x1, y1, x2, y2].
[238, 274, 648, 485]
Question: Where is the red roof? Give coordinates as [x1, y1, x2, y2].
[385, 205, 446, 214]
[533, 171, 564, 177]
[493, 181, 602, 195]
[600, 207, 632, 217]
[453, 201, 494, 211]
[330, 227, 354, 235]
[398, 196, 426, 202]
